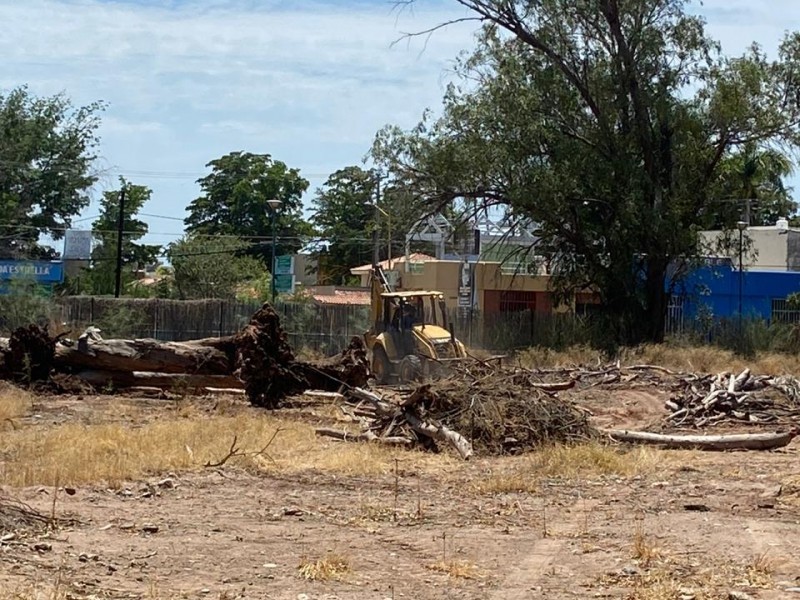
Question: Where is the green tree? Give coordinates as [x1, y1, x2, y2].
[373, 0, 800, 345]
[0, 86, 104, 259]
[167, 235, 267, 300]
[185, 152, 313, 262]
[712, 143, 795, 227]
[81, 178, 161, 295]
[310, 166, 377, 284]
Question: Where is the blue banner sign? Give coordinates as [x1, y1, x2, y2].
[0, 261, 64, 283]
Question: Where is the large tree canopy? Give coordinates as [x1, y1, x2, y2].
[310, 167, 438, 284]
[166, 235, 267, 300]
[0, 86, 104, 259]
[185, 152, 313, 261]
[372, 0, 800, 345]
[310, 166, 378, 285]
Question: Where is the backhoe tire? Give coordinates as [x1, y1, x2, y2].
[399, 354, 423, 383]
[371, 347, 391, 385]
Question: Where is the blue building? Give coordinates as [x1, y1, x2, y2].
[673, 263, 800, 325]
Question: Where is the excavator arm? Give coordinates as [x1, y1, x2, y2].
[369, 264, 394, 332]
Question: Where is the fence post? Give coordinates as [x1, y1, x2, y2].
[219, 299, 224, 337]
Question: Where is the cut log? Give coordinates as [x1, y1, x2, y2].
[314, 428, 412, 445]
[54, 337, 235, 375]
[349, 387, 400, 418]
[532, 380, 575, 391]
[603, 429, 797, 451]
[74, 369, 242, 390]
[403, 409, 474, 460]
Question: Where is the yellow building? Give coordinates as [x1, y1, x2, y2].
[351, 255, 576, 315]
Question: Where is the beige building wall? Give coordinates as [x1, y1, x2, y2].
[399, 260, 562, 313]
[699, 227, 790, 271]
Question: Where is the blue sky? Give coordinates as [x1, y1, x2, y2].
[1, 0, 799, 251]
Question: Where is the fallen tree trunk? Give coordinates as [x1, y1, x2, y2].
[54, 337, 235, 375]
[603, 429, 797, 451]
[73, 369, 242, 390]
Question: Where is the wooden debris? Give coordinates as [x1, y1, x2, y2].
[666, 369, 800, 428]
[314, 428, 412, 445]
[603, 428, 797, 451]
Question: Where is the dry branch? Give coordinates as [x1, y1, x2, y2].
[203, 429, 282, 468]
[314, 428, 412, 445]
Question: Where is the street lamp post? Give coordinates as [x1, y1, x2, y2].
[736, 220, 748, 332]
[267, 198, 283, 304]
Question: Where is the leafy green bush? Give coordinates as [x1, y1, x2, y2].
[94, 304, 149, 338]
[0, 280, 55, 334]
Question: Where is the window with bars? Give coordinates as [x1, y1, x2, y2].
[771, 298, 800, 324]
[499, 290, 537, 312]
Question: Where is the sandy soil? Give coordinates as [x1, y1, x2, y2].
[3, 389, 800, 599]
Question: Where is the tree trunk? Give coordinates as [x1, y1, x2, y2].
[644, 259, 668, 344]
[54, 337, 236, 375]
[603, 429, 796, 451]
[73, 369, 242, 390]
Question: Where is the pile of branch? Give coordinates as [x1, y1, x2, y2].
[317, 363, 595, 458]
[0, 493, 56, 535]
[667, 368, 800, 427]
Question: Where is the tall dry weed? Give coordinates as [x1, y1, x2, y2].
[0, 413, 433, 488]
[0, 384, 32, 428]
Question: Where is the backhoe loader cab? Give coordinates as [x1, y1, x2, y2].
[365, 267, 467, 384]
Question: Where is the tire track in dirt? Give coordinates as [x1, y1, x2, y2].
[489, 498, 594, 599]
[489, 537, 566, 599]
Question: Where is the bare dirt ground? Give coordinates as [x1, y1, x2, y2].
[3, 390, 800, 599]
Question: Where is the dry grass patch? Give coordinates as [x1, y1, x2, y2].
[631, 522, 661, 568]
[622, 343, 800, 375]
[426, 560, 485, 580]
[0, 384, 32, 427]
[517, 341, 800, 376]
[475, 471, 538, 494]
[297, 553, 351, 581]
[0, 412, 440, 488]
[528, 443, 662, 479]
[747, 551, 778, 587]
[475, 443, 663, 495]
[517, 345, 602, 369]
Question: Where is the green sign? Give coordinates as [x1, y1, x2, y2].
[274, 255, 293, 275]
[274, 274, 295, 294]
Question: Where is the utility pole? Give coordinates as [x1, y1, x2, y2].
[374, 171, 391, 268]
[114, 186, 126, 298]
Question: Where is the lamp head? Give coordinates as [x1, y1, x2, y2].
[736, 220, 748, 231]
[267, 198, 282, 212]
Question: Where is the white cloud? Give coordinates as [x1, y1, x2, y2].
[0, 0, 478, 241]
[3, 0, 800, 248]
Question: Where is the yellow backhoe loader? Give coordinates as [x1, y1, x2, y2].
[365, 265, 467, 384]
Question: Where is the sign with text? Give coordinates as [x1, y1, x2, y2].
[0, 261, 64, 284]
[274, 273, 295, 294]
[63, 229, 93, 260]
[274, 255, 294, 276]
[458, 259, 475, 308]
